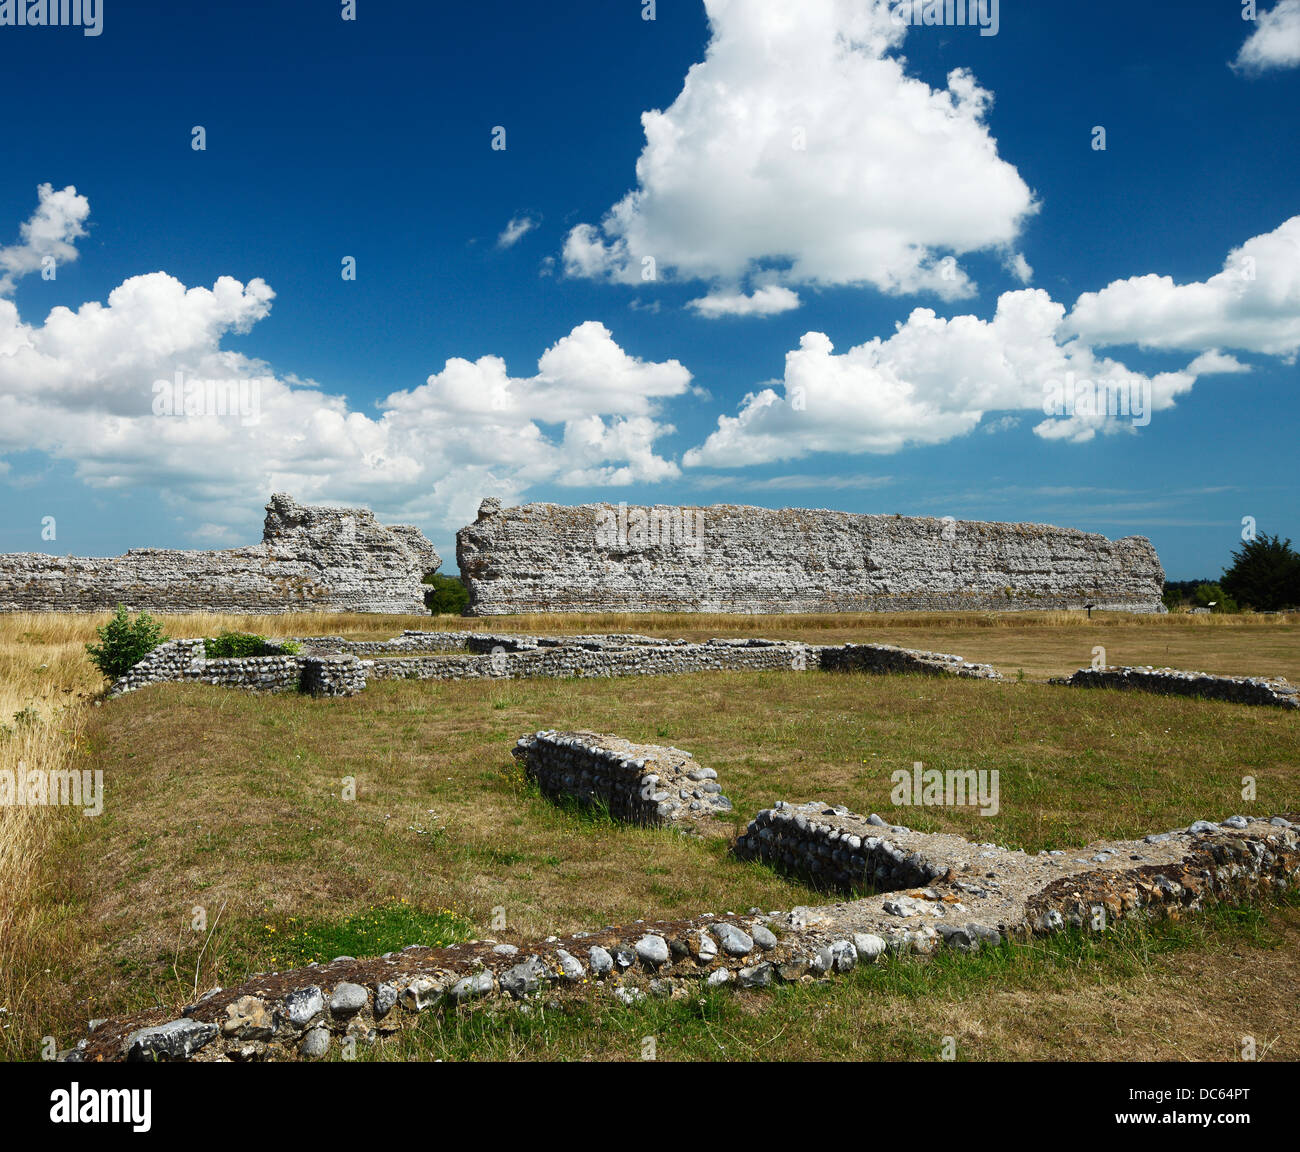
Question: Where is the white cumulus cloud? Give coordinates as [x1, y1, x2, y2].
[563, 0, 1036, 308]
[1068, 216, 1300, 359]
[0, 184, 91, 295]
[683, 288, 1202, 465]
[686, 285, 801, 318]
[1233, 0, 1300, 73]
[0, 195, 693, 541]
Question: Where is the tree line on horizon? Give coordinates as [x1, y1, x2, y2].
[1163, 534, 1300, 613]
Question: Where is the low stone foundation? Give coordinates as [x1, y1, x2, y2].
[511, 730, 733, 826]
[819, 643, 1000, 679]
[65, 808, 1300, 1062]
[109, 636, 1300, 717]
[299, 655, 367, 697]
[108, 639, 364, 699]
[735, 802, 960, 892]
[107, 631, 1003, 698]
[1059, 665, 1300, 709]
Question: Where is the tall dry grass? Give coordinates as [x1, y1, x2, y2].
[0, 615, 103, 1057]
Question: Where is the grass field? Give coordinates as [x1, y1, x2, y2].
[1, 609, 1297, 1061]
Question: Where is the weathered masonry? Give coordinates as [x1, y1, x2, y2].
[457, 499, 1166, 615]
[512, 730, 734, 828]
[66, 802, 1300, 1062]
[106, 630, 1002, 698]
[1059, 665, 1300, 709]
[0, 494, 441, 614]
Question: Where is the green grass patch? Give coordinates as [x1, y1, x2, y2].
[260, 901, 474, 968]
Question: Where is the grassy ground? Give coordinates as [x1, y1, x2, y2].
[1, 610, 1296, 1061]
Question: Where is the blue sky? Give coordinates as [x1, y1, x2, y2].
[0, 0, 1297, 579]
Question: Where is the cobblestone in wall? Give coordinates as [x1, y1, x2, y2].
[457, 499, 1166, 615]
[511, 730, 733, 826]
[299, 655, 367, 697]
[1058, 665, 1300, 709]
[734, 802, 961, 892]
[66, 810, 1299, 1062]
[0, 494, 440, 614]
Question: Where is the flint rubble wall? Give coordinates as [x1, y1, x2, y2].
[106, 631, 1003, 697]
[0, 494, 440, 614]
[511, 730, 733, 826]
[457, 499, 1166, 615]
[1060, 665, 1300, 709]
[68, 804, 1300, 1062]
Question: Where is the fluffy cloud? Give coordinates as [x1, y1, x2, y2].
[0, 184, 90, 295]
[0, 204, 691, 539]
[686, 285, 801, 318]
[563, 0, 1035, 307]
[1233, 1, 1300, 73]
[687, 214, 1300, 465]
[497, 214, 539, 249]
[1186, 349, 1250, 375]
[1068, 216, 1300, 358]
[683, 288, 1205, 465]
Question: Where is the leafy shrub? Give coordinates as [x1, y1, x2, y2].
[1162, 579, 1238, 612]
[85, 605, 168, 681]
[203, 632, 302, 658]
[1192, 582, 1238, 613]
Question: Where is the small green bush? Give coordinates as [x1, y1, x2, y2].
[203, 632, 301, 658]
[85, 605, 168, 682]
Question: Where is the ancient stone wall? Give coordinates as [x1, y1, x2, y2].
[511, 730, 733, 826]
[0, 494, 440, 614]
[735, 802, 958, 893]
[67, 807, 1300, 1062]
[106, 638, 366, 698]
[107, 631, 1003, 697]
[1059, 665, 1299, 708]
[819, 643, 1000, 679]
[457, 499, 1166, 615]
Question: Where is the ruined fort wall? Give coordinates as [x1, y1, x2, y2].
[456, 500, 1166, 615]
[0, 494, 441, 614]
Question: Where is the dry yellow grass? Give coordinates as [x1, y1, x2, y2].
[1, 608, 1297, 1060]
[0, 614, 101, 1058]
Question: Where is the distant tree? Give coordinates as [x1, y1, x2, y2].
[85, 605, 168, 681]
[1192, 582, 1237, 613]
[424, 573, 470, 616]
[1222, 533, 1300, 611]
[1161, 579, 1217, 611]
